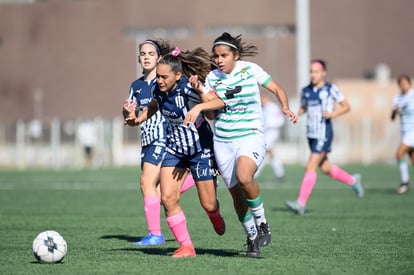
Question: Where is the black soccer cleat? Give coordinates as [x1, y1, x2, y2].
[258, 222, 271, 247]
[245, 236, 260, 258]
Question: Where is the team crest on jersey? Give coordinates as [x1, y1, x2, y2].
[240, 68, 249, 80]
[319, 89, 328, 100]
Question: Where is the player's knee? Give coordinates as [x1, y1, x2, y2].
[235, 172, 254, 186]
[161, 193, 179, 209]
[320, 166, 330, 174]
[200, 199, 217, 213]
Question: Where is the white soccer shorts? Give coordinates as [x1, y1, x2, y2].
[214, 136, 266, 188]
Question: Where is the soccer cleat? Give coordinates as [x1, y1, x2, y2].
[396, 183, 409, 194]
[351, 174, 364, 198]
[209, 215, 226, 236]
[257, 222, 271, 247]
[172, 245, 196, 258]
[245, 235, 260, 258]
[285, 200, 305, 215]
[132, 233, 165, 246]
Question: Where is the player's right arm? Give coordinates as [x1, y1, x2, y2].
[391, 96, 400, 121]
[298, 87, 307, 116]
[122, 100, 136, 119]
[189, 75, 220, 120]
[298, 106, 306, 116]
[125, 99, 158, 126]
[391, 107, 399, 121]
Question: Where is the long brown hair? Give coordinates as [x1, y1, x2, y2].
[158, 47, 215, 83]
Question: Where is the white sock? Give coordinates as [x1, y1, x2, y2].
[271, 156, 285, 178]
[241, 213, 257, 240]
[399, 160, 409, 183]
[250, 202, 267, 225]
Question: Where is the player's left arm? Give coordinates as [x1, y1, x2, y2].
[324, 98, 351, 119]
[264, 80, 297, 124]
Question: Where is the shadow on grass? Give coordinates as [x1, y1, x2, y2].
[30, 260, 65, 265]
[100, 234, 176, 243]
[366, 187, 398, 195]
[111, 246, 245, 258]
[271, 206, 291, 212]
[271, 206, 312, 216]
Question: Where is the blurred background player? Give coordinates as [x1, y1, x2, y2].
[391, 75, 414, 194]
[122, 39, 195, 246]
[76, 119, 97, 168]
[254, 92, 285, 180]
[125, 46, 225, 258]
[286, 59, 364, 215]
[188, 32, 297, 257]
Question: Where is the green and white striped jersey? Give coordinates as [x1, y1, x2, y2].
[204, 60, 272, 141]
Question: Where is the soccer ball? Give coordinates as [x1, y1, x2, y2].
[32, 230, 67, 263]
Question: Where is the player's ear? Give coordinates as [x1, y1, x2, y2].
[234, 51, 240, 61]
[175, 71, 183, 81]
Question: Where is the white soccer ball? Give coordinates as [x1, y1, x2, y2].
[32, 230, 67, 263]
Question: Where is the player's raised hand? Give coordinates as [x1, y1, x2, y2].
[189, 75, 203, 95]
[123, 100, 136, 114]
[123, 100, 138, 125]
[184, 104, 202, 126]
[283, 107, 298, 124]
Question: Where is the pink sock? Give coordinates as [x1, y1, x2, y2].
[180, 174, 195, 194]
[297, 171, 317, 206]
[143, 196, 161, 236]
[166, 211, 192, 246]
[329, 165, 355, 186]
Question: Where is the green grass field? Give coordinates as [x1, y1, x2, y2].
[0, 164, 413, 275]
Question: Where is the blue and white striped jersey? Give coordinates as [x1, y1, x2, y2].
[152, 77, 213, 156]
[300, 82, 345, 139]
[128, 77, 166, 147]
[392, 89, 414, 135]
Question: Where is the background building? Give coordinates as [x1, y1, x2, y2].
[0, 0, 412, 167]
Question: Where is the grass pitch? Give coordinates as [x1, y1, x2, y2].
[0, 164, 413, 274]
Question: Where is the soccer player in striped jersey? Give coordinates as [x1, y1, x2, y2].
[391, 75, 414, 194]
[285, 59, 364, 215]
[124, 47, 225, 258]
[186, 32, 297, 257]
[122, 39, 195, 246]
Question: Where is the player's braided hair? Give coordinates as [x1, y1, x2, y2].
[159, 47, 215, 84]
[212, 32, 258, 59]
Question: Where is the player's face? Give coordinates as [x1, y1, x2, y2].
[139, 43, 160, 72]
[212, 45, 239, 74]
[399, 78, 411, 93]
[310, 63, 326, 86]
[156, 63, 182, 92]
